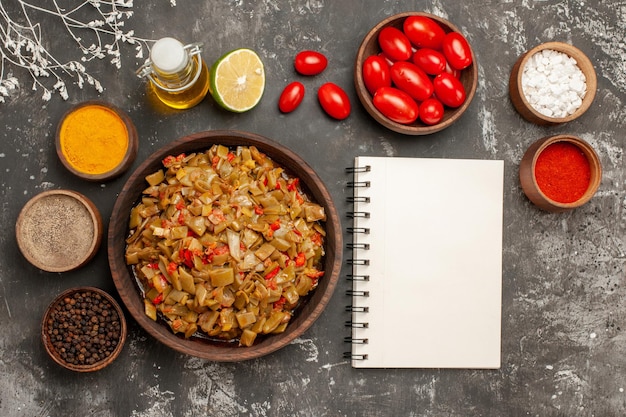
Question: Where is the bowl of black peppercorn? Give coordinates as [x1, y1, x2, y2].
[41, 287, 127, 372]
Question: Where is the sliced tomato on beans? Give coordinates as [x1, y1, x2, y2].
[403, 15, 446, 50]
[362, 55, 392, 95]
[419, 98, 445, 125]
[433, 72, 466, 108]
[442, 32, 473, 70]
[373, 86, 419, 125]
[378, 27, 412, 61]
[294, 50, 328, 75]
[318, 82, 351, 120]
[278, 81, 305, 113]
[390, 61, 433, 102]
[412, 48, 447, 75]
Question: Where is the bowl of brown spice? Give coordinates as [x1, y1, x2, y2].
[41, 286, 127, 372]
[16, 189, 103, 273]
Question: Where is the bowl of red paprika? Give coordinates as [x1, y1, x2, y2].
[354, 12, 478, 135]
[519, 134, 602, 212]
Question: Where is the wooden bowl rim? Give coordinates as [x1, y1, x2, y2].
[354, 11, 478, 135]
[519, 134, 602, 211]
[55, 100, 139, 182]
[16, 189, 103, 272]
[107, 130, 342, 361]
[510, 41, 597, 125]
[41, 286, 127, 372]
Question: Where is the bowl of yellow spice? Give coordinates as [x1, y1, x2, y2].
[56, 101, 139, 182]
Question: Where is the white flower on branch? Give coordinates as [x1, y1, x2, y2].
[0, 76, 19, 103]
[0, 0, 174, 103]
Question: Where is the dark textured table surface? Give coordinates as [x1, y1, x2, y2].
[1, 1, 625, 416]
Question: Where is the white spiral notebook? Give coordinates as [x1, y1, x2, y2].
[346, 156, 504, 369]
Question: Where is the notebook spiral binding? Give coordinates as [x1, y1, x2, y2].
[346, 211, 370, 218]
[345, 162, 371, 360]
[343, 353, 369, 360]
[345, 305, 369, 313]
[346, 274, 369, 281]
[347, 243, 370, 250]
[345, 165, 371, 174]
[347, 196, 370, 203]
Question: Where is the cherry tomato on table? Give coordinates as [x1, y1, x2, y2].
[294, 50, 328, 75]
[278, 81, 305, 113]
[372, 86, 419, 125]
[378, 26, 413, 61]
[402, 15, 446, 50]
[412, 48, 447, 75]
[442, 32, 473, 70]
[419, 98, 445, 125]
[433, 72, 466, 108]
[318, 82, 351, 120]
[362, 55, 391, 95]
[390, 61, 434, 102]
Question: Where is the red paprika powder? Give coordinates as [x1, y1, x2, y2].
[534, 141, 591, 203]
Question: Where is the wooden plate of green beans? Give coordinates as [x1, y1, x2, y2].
[108, 130, 342, 361]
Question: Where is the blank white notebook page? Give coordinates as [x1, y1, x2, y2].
[350, 156, 504, 369]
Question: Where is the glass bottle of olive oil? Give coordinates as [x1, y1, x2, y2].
[137, 37, 210, 109]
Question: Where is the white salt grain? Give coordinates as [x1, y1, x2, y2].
[521, 49, 587, 118]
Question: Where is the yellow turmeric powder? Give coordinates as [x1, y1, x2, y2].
[59, 104, 129, 175]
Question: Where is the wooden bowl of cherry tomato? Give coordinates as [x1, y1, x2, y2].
[354, 12, 478, 135]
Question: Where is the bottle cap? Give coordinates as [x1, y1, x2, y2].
[150, 37, 188, 74]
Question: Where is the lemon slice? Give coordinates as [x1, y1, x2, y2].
[210, 48, 265, 112]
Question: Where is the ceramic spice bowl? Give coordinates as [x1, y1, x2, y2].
[56, 100, 139, 182]
[41, 286, 127, 372]
[519, 134, 602, 212]
[354, 12, 478, 135]
[16, 189, 103, 273]
[509, 41, 597, 125]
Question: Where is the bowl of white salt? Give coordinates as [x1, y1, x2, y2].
[509, 41, 596, 125]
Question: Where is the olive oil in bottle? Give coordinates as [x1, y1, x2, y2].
[137, 37, 210, 109]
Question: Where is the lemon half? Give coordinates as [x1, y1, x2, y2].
[210, 48, 265, 113]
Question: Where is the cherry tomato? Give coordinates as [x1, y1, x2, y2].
[444, 61, 461, 78]
[294, 50, 328, 75]
[378, 27, 412, 61]
[433, 72, 466, 108]
[362, 55, 391, 95]
[318, 82, 351, 120]
[403, 15, 446, 50]
[442, 32, 473, 70]
[419, 98, 444, 125]
[378, 51, 395, 66]
[412, 48, 447, 75]
[372, 86, 419, 125]
[390, 61, 434, 102]
[278, 81, 305, 113]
